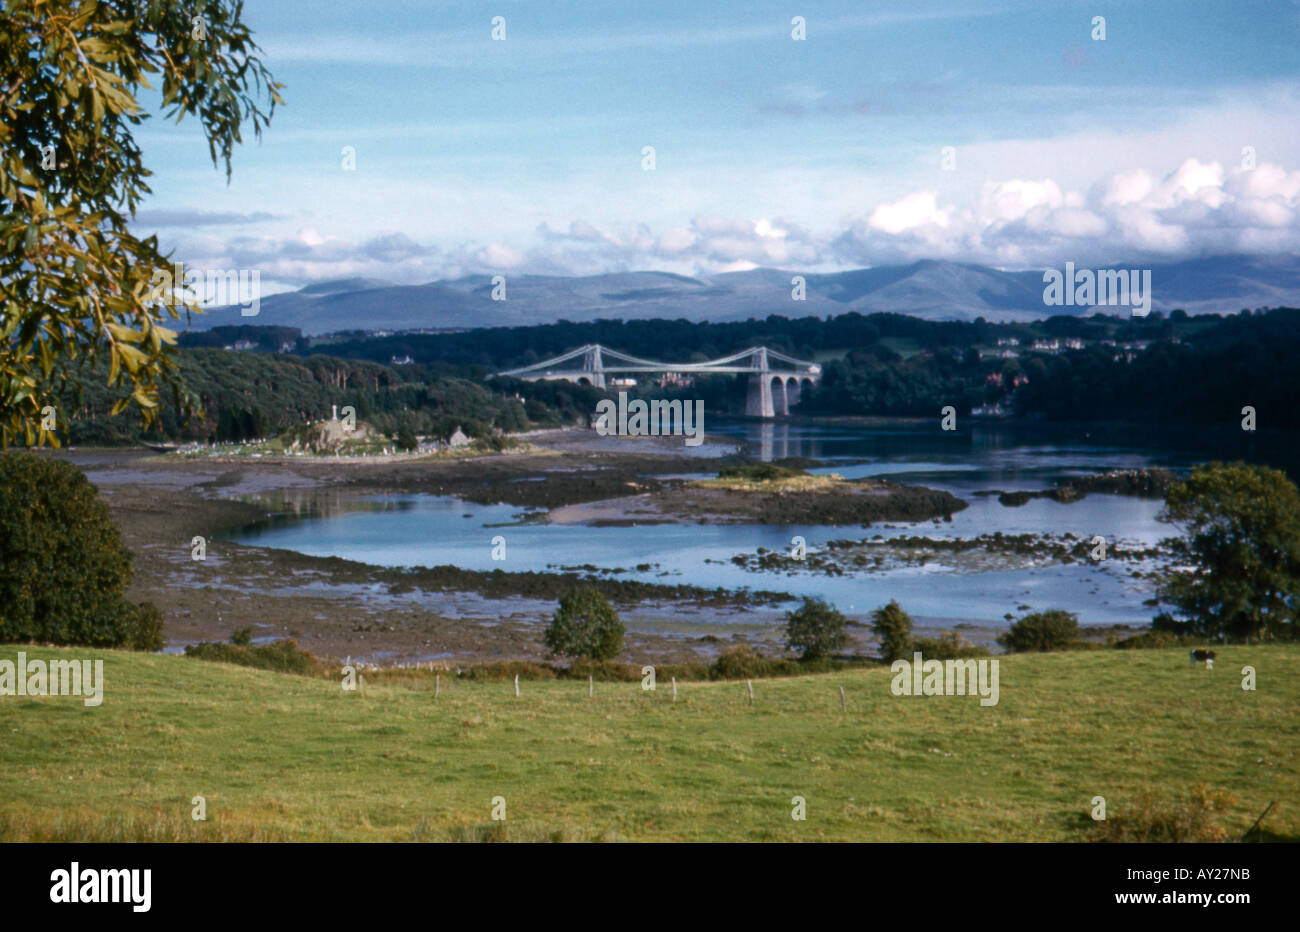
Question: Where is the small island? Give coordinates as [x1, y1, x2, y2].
[550, 462, 968, 526]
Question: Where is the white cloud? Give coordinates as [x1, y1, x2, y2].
[168, 158, 1300, 284]
[868, 191, 949, 234]
[475, 242, 526, 268]
[978, 179, 1064, 221]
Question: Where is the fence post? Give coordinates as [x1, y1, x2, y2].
[672, 677, 677, 702]
[589, 674, 593, 698]
[435, 673, 440, 699]
[747, 679, 754, 706]
[514, 674, 520, 697]
[839, 686, 847, 713]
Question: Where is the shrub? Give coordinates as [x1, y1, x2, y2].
[651, 661, 712, 682]
[998, 610, 1080, 653]
[460, 661, 557, 681]
[544, 586, 624, 660]
[912, 632, 991, 660]
[126, 602, 166, 652]
[1113, 630, 1188, 649]
[230, 627, 253, 647]
[0, 453, 159, 650]
[563, 660, 644, 682]
[871, 600, 914, 663]
[717, 463, 804, 481]
[1090, 784, 1235, 843]
[711, 646, 767, 679]
[183, 638, 320, 675]
[783, 597, 850, 660]
[710, 645, 799, 680]
[470, 433, 517, 453]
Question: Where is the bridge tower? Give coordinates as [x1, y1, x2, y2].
[583, 344, 607, 389]
[744, 347, 775, 418]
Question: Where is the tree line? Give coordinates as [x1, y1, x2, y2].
[56, 349, 600, 446]
[225, 307, 1300, 428]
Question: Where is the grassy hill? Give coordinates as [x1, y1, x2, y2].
[2, 645, 1296, 842]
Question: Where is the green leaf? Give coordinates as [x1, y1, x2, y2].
[105, 322, 145, 344]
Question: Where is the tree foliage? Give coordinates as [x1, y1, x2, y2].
[870, 599, 913, 663]
[784, 596, 850, 661]
[317, 306, 1300, 424]
[1156, 462, 1300, 642]
[59, 349, 536, 444]
[544, 586, 624, 661]
[998, 610, 1079, 653]
[1, 0, 282, 446]
[0, 452, 161, 649]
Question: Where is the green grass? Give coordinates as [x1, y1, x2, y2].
[2, 645, 1297, 842]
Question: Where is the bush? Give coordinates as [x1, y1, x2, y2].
[717, 463, 804, 481]
[712, 646, 774, 679]
[230, 627, 253, 647]
[470, 433, 517, 453]
[183, 638, 321, 675]
[1113, 630, 1189, 649]
[710, 645, 799, 680]
[460, 661, 557, 681]
[544, 586, 624, 660]
[783, 597, 850, 661]
[651, 661, 712, 682]
[126, 602, 166, 652]
[998, 610, 1080, 653]
[871, 600, 914, 663]
[1089, 784, 1235, 843]
[563, 660, 644, 682]
[912, 632, 990, 660]
[0, 453, 159, 650]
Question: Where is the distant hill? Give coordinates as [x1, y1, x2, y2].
[194, 255, 1300, 335]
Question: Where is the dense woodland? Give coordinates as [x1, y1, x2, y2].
[293, 308, 1194, 371]
[59, 306, 1300, 445]
[59, 350, 600, 445]
[803, 307, 1300, 425]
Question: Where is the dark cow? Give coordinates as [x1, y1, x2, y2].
[1189, 649, 1217, 669]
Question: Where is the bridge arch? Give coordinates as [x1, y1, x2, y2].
[785, 375, 801, 410]
[770, 375, 788, 417]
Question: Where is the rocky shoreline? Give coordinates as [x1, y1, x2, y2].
[728, 531, 1168, 576]
[979, 467, 1177, 507]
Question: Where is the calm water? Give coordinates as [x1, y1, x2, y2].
[222, 420, 1277, 628]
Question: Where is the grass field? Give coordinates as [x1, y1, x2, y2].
[2, 645, 1296, 842]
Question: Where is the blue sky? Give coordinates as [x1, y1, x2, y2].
[132, 0, 1300, 294]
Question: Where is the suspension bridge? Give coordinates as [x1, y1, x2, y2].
[494, 344, 821, 418]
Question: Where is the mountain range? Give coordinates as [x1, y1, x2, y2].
[195, 255, 1300, 336]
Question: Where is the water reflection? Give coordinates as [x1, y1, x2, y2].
[720, 418, 1299, 479]
[234, 488, 425, 530]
